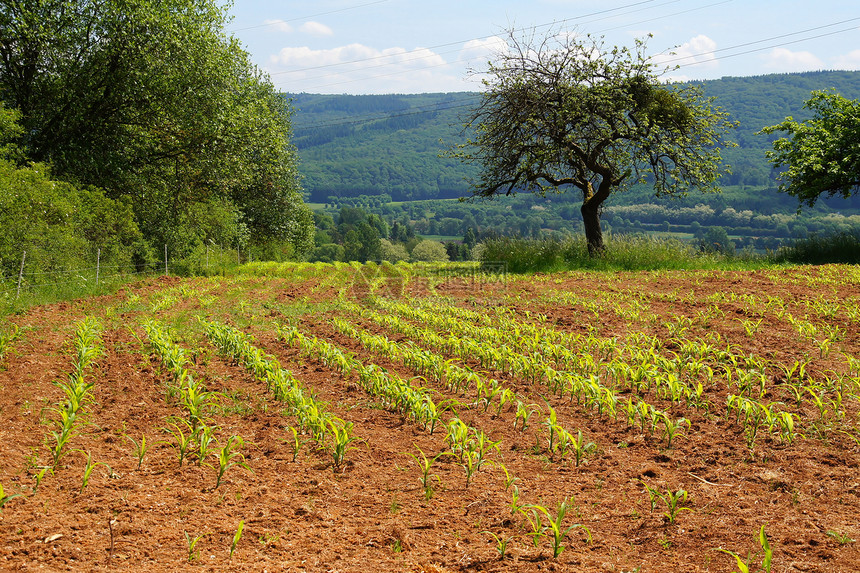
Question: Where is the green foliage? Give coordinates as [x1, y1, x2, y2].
[0, 0, 313, 259]
[761, 90, 860, 206]
[410, 240, 450, 262]
[450, 30, 736, 253]
[477, 234, 741, 273]
[0, 158, 142, 282]
[771, 231, 860, 264]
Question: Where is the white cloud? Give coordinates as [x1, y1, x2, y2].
[652, 35, 719, 72]
[833, 49, 860, 70]
[264, 19, 292, 34]
[459, 36, 508, 64]
[267, 43, 468, 94]
[762, 48, 824, 72]
[300, 21, 333, 37]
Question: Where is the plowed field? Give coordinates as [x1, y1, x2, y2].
[0, 262, 858, 572]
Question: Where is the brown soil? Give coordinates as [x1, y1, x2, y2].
[0, 266, 858, 572]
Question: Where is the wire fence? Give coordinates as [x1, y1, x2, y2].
[0, 244, 245, 302]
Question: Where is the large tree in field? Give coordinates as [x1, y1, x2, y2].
[760, 90, 860, 207]
[455, 30, 736, 254]
[0, 0, 312, 256]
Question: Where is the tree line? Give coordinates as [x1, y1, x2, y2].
[0, 0, 313, 282]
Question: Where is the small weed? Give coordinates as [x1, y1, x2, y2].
[826, 530, 855, 545]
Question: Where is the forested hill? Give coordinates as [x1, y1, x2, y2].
[287, 70, 860, 203]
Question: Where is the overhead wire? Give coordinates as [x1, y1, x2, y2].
[286, 8, 860, 131]
[228, 0, 390, 33]
[267, 0, 669, 78]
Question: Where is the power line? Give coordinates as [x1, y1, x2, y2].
[287, 17, 860, 132]
[657, 17, 860, 66]
[267, 0, 734, 92]
[279, 11, 858, 94]
[267, 0, 667, 77]
[229, 0, 390, 33]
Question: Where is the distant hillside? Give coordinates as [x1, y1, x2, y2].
[287, 70, 860, 204]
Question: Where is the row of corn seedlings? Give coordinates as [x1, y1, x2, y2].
[329, 315, 599, 465]
[351, 300, 679, 447]
[384, 295, 860, 446]
[142, 320, 250, 486]
[331, 316, 515, 416]
[47, 317, 103, 469]
[275, 323, 443, 433]
[274, 321, 507, 482]
[202, 320, 357, 470]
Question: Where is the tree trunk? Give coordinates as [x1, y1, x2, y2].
[581, 201, 605, 256]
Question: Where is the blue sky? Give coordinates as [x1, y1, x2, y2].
[226, 0, 860, 94]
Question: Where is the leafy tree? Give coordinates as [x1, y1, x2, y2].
[760, 90, 860, 206]
[411, 240, 450, 262]
[452, 29, 736, 254]
[0, 0, 311, 256]
[379, 239, 409, 263]
[698, 226, 734, 255]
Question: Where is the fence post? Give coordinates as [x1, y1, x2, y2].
[164, 244, 168, 276]
[16, 251, 26, 299]
[96, 248, 101, 287]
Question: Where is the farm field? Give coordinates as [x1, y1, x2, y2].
[0, 262, 859, 572]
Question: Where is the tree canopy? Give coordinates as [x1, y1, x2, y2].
[453, 29, 736, 253]
[0, 0, 312, 258]
[760, 90, 860, 207]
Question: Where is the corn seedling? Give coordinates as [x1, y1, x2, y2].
[406, 445, 445, 500]
[79, 450, 110, 494]
[163, 420, 195, 467]
[328, 419, 361, 471]
[123, 434, 149, 470]
[213, 435, 250, 489]
[641, 480, 661, 512]
[522, 506, 545, 548]
[661, 486, 691, 524]
[660, 415, 690, 449]
[181, 375, 219, 430]
[535, 498, 591, 557]
[196, 424, 218, 466]
[184, 531, 206, 563]
[230, 520, 244, 559]
[0, 482, 22, 511]
[482, 531, 513, 560]
[825, 530, 855, 545]
[287, 426, 305, 462]
[515, 400, 538, 431]
[716, 525, 772, 573]
[495, 462, 518, 491]
[740, 318, 763, 337]
[460, 448, 480, 489]
[569, 429, 596, 467]
[543, 405, 559, 454]
[505, 484, 525, 516]
[32, 467, 49, 493]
